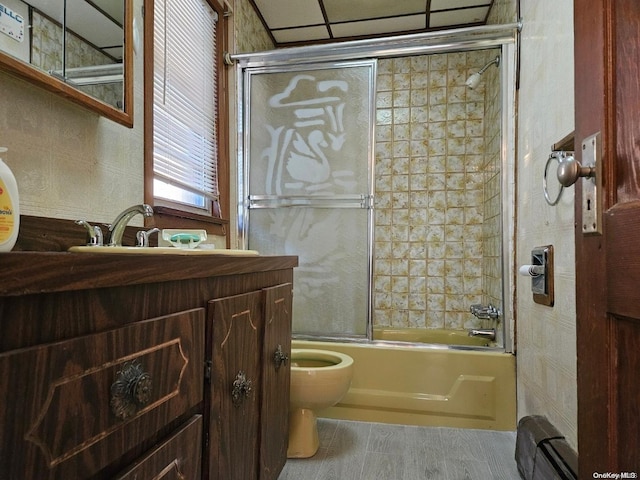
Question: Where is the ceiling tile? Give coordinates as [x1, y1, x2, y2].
[253, 0, 325, 29]
[431, 0, 490, 10]
[331, 16, 426, 38]
[323, 0, 425, 22]
[429, 7, 489, 28]
[272, 26, 331, 44]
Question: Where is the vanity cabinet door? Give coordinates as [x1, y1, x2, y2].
[208, 290, 264, 480]
[260, 283, 293, 480]
[0, 308, 205, 480]
[115, 415, 203, 480]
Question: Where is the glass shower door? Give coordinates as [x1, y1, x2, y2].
[242, 61, 376, 338]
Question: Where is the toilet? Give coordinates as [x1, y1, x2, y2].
[288, 348, 354, 458]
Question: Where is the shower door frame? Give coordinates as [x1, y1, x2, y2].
[234, 24, 519, 352]
[239, 59, 377, 341]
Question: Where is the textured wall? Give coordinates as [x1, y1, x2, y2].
[227, 0, 274, 248]
[0, 0, 269, 230]
[233, 0, 274, 53]
[0, 0, 144, 225]
[516, 1, 577, 449]
[0, 0, 144, 227]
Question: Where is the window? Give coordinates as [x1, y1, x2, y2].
[146, 0, 227, 224]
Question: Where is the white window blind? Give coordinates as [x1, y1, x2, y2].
[153, 0, 219, 210]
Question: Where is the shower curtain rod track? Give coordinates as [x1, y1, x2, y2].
[231, 21, 521, 67]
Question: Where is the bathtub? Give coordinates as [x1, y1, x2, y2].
[372, 327, 495, 347]
[292, 337, 516, 431]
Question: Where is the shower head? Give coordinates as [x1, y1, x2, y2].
[465, 55, 500, 89]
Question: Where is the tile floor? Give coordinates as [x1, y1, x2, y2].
[278, 418, 521, 480]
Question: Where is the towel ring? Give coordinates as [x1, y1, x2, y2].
[543, 152, 566, 206]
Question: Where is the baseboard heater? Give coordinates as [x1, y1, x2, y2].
[515, 415, 578, 480]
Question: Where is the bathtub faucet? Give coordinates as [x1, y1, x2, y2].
[470, 303, 501, 320]
[468, 328, 496, 341]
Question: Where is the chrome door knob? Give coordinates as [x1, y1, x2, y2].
[557, 155, 595, 187]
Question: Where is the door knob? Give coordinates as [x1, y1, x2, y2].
[557, 155, 595, 187]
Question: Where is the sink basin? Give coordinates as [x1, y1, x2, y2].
[68, 246, 260, 256]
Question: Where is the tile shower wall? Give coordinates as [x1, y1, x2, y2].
[373, 50, 501, 332]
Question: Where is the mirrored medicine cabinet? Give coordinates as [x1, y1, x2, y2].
[0, 0, 133, 127]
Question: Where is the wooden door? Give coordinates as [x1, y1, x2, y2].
[260, 284, 293, 480]
[208, 291, 263, 480]
[575, 0, 640, 474]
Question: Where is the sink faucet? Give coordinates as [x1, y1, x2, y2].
[107, 204, 154, 246]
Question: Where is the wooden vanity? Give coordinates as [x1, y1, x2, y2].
[0, 251, 297, 480]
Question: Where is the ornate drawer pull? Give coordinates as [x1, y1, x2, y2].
[274, 344, 289, 370]
[231, 371, 252, 407]
[110, 360, 153, 420]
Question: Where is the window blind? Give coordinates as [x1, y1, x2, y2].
[153, 0, 219, 207]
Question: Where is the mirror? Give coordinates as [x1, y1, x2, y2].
[0, 0, 133, 127]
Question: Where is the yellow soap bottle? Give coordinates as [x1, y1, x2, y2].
[0, 147, 19, 252]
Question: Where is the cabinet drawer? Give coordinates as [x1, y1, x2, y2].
[115, 415, 202, 480]
[0, 308, 205, 480]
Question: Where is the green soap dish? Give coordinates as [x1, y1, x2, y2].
[162, 229, 207, 249]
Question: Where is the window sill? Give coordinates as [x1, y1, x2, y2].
[151, 206, 229, 238]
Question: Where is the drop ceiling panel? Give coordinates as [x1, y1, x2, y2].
[323, 0, 425, 22]
[253, 0, 325, 29]
[66, 0, 123, 51]
[91, 0, 125, 25]
[272, 26, 331, 44]
[332, 16, 426, 39]
[431, 0, 491, 10]
[429, 7, 490, 28]
[249, 0, 497, 46]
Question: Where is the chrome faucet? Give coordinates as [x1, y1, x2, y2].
[107, 204, 154, 246]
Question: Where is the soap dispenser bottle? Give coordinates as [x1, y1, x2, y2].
[0, 147, 19, 252]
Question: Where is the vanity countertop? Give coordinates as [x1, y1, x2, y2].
[0, 251, 298, 296]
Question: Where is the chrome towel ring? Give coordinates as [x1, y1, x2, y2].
[543, 151, 572, 206]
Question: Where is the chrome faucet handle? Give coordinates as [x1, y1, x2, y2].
[136, 228, 160, 247]
[75, 220, 104, 246]
[470, 304, 484, 314]
[487, 304, 502, 319]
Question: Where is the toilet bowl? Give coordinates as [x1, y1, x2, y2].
[288, 348, 354, 458]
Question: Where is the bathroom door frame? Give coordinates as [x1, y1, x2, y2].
[574, 0, 640, 473]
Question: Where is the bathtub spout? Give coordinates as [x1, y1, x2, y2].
[468, 328, 496, 341]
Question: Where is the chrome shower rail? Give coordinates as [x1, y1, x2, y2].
[231, 22, 521, 67]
